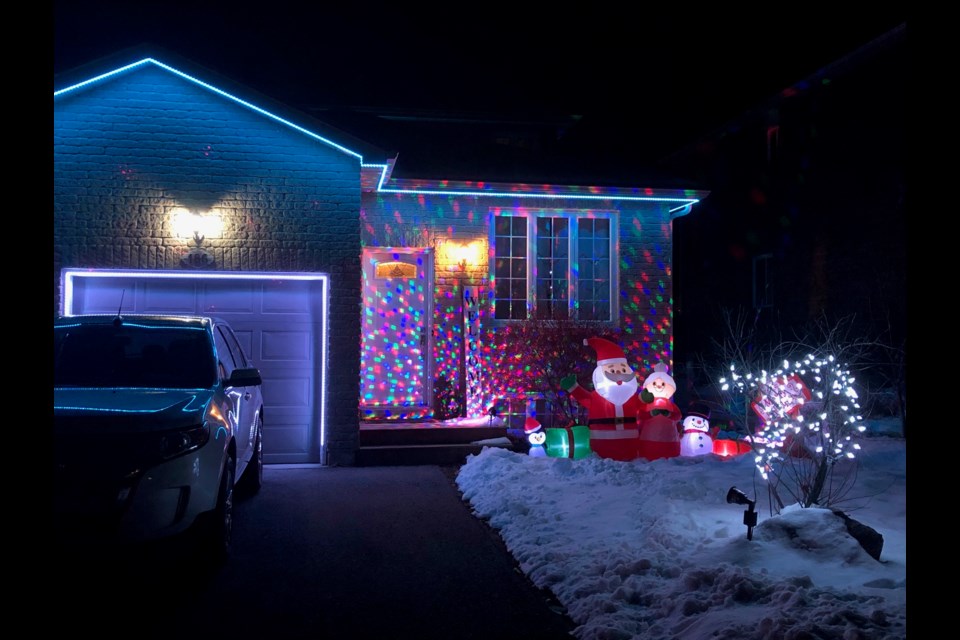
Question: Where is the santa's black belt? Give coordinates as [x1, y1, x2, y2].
[588, 417, 637, 426]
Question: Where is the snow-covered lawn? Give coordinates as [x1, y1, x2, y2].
[456, 431, 906, 640]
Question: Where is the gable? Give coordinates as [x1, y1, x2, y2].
[54, 57, 388, 166]
[55, 54, 708, 209]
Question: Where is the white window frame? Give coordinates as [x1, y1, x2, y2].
[490, 209, 619, 323]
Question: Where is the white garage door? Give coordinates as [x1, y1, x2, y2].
[61, 269, 328, 465]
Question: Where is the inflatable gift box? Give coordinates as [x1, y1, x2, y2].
[713, 439, 752, 457]
[545, 425, 592, 459]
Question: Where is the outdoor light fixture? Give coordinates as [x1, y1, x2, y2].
[726, 486, 758, 540]
[172, 208, 222, 268]
[453, 243, 469, 273]
[442, 239, 486, 274]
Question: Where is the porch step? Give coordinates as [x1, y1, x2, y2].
[357, 424, 520, 466]
[356, 443, 491, 466]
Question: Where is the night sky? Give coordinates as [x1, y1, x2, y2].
[55, 3, 907, 168]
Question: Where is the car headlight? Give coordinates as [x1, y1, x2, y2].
[159, 424, 210, 460]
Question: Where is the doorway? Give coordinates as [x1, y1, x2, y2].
[360, 248, 434, 420]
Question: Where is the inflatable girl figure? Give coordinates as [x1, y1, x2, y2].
[637, 362, 682, 461]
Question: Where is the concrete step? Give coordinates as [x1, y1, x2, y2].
[356, 443, 490, 467]
[359, 425, 508, 447]
[356, 422, 522, 466]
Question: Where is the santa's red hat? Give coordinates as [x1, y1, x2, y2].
[524, 417, 543, 434]
[583, 337, 628, 366]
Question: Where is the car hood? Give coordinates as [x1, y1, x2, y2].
[54, 388, 216, 433]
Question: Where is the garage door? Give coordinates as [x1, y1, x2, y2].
[61, 269, 328, 465]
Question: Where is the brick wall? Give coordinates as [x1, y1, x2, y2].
[360, 190, 677, 415]
[54, 65, 362, 465]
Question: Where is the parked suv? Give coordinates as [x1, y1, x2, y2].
[53, 314, 264, 561]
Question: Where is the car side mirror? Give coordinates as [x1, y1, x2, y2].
[228, 367, 263, 387]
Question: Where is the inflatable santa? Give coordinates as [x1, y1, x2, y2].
[637, 362, 682, 461]
[560, 337, 641, 461]
[679, 403, 713, 457]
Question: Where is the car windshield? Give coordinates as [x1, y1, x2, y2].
[54, 323, 217, 389]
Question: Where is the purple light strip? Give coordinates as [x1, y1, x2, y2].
[61, 268, 331, 457]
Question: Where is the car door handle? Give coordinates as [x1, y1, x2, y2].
[244, 392, 251, 400]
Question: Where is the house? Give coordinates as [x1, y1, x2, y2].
[663, 23, 906, 422]
[54, 49, 708, 466]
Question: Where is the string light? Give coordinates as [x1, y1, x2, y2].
[720, 354, 865, 480]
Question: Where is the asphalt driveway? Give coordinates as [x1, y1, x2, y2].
[51, 464, 576, 639]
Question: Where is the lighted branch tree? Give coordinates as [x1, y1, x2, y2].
[721, 354, 866, 511]
[694, 307, 786, 439]
[717, 316, 877, 512]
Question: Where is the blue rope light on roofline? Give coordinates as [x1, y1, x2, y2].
[55, 60, 703, 205]
[362, 163, 391, 190]
[377, 187, 699, 203]
[54, 58, 364, 160]
[363, 163, 702, 203]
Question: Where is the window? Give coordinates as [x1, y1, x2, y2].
[766, 125, 780, 164]
[220, 324, 250, 368]
[752, 253, 774, 309]
[53, 324, 216, 389]
[576, 217, 612, 321]
[493, 211, 616, 321]
[493, 215, 528, 320]
[214, 327, 239, 379]
[535, 216, 569, 319]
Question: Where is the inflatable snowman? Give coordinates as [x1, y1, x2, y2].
[679, 403, 713, 457]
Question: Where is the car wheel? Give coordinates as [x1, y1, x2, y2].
[199, 454, 234, 565]
[238, 414, 263, 496]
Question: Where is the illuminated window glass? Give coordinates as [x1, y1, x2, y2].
[493, 211, 614, 322]
[375, 261, 416, 279]
[576, 218, 610, 321]
[494, 215, 528, 320]
[535, 217, 569, 319]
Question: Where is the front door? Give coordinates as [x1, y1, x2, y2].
[360, 248, 434, 420]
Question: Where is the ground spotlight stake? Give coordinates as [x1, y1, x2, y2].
[726, 486, 758, 541]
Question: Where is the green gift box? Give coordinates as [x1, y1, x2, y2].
[545, 425, 592, 459]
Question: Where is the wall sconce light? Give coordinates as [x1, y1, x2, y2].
[172, 208, 222, 269]
[451, 246, 470, 274]
[444, 239, 486, 274]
